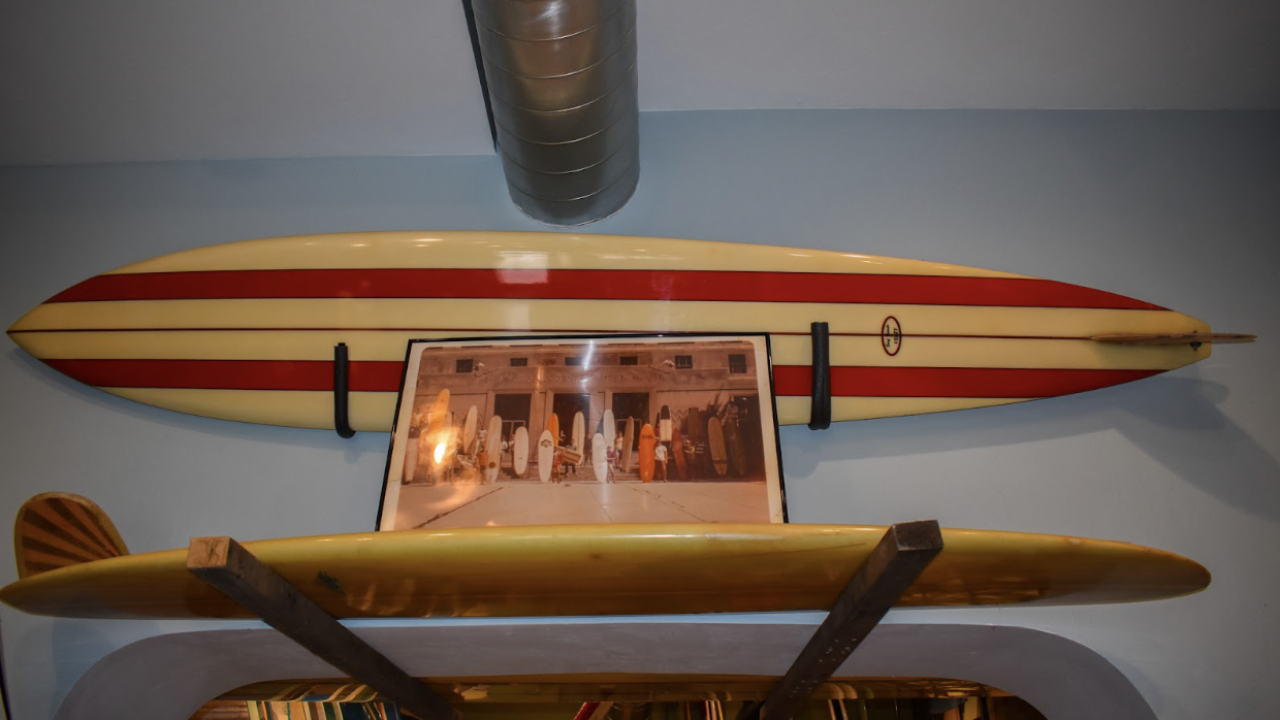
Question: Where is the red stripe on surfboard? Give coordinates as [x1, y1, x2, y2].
[42, 359, 405, 392]
[772, 366, 1161, 398]
[44, 359, 1160, 398]
[7, 327, 1117, 341]
[48, 269, 1165, 310]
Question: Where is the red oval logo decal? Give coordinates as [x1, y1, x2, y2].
[881, 317, 902, 356]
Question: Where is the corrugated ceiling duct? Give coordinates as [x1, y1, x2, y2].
[471, 0, 640, 226]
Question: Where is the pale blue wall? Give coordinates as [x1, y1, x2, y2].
[1, 110, 1278, 719]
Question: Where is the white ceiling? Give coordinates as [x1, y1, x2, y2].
[3, 0, 1278, 166]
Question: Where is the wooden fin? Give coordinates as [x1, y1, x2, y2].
[14, 492, 129, 579]
[1091, 332, 1256, 346]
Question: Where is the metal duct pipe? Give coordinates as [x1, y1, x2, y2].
[471, 0, 639, 226]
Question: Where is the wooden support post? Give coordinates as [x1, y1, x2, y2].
[738, 520, 944, 720]
[188, 537, 459, 720]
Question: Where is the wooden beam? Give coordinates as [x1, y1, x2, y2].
[742, 520, 944, 720]
[187, 536, 459, 720]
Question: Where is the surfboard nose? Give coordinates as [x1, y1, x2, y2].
[7, 304, 46, 355]
[8, 289, 39, 327]
[1083, 541, 1212, 604]
[1181, 559, 1213, 596]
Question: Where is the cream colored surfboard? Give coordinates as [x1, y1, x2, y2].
[463, 405, 478, 452]
[602, 409, 617, 449]
[707, 417, 729, 477]
[591, 432, 608, 482]
[1, 493, 1211, 620]
[572, 411, 585, 466]
[513, 426, 529, 478]
[484, 414, 502, 484]
[7, 231, 1250, 431]
[537, 430, 555, 483]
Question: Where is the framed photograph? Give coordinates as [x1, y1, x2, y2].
[377, 334, 785, 530]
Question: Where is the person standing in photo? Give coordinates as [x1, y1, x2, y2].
[476, 446, 489, 485]
[563, 442, 577, 476]
[654, 442, 668, 482]
[551, 446, 565, 484]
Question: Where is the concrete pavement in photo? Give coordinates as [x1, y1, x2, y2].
[394, 479, 770, 528]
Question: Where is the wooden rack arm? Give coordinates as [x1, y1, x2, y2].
[187, 536, 458, 720]
[742, 520, 944, 720]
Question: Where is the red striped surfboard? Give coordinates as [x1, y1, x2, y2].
[6, 231, 1229, 431]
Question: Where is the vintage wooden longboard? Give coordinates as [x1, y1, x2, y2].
[6, 231, 1249, 432]
[2, 493, 1210, 619]
[621, 417, 635, 472]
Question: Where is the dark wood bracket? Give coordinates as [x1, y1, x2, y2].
[807, 322, 832, 430]
[334, 343, 356, 439]
[187, 536, 458, 720]
[737, 520, 944, 720]
[185, 520, 940, 720]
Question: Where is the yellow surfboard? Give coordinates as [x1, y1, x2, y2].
[5, 231, 1250, 431]
[547, 413, 561, 450]
[1, 493, 1209, 620]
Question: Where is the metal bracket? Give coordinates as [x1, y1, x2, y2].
[807, 322, 832, 430]
[334, 343, 356, 439]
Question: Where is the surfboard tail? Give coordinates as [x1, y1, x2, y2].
[14, 492, 129, 579]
